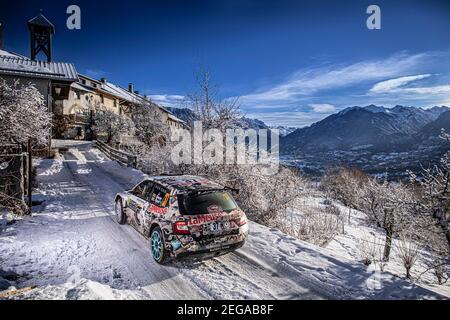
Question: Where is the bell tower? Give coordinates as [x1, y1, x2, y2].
[27, 12, 55, 62]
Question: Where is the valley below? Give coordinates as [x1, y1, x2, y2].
[282, 142, 448, 180]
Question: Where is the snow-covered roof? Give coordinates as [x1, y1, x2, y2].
[101, 81, 146, 104]
[168, 112, 186, 124]
[0, 55, 78, 82]
[71, 82, 94, 93]
[27, 13, 55, 33]
[99, 81, 185, 124]
[0, 49, 25, 58]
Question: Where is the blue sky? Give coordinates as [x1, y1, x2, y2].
[1, 0, 450, 127]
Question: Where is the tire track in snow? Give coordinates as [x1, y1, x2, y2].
[7, 141, 328, 299]
[75, 143, 327, 299]
[59, 146, 210, 299]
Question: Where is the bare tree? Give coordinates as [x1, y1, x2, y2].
[396, 229, 420, 279]
[185, 67, 240, 130]
[358, 234, 386, 270]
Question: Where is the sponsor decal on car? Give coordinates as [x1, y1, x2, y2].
[188, 212, 226, 225]
[148, 203, 168, 215]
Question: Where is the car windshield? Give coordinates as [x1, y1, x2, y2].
[180, 191, 238, 215]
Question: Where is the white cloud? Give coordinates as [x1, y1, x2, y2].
[147, 94, 185, 108]
[368, 74, 450, 105]
[369, 74, 432, 93]
[400, 85, 450, 95]
[309, 103, 336, 113]
[239, 52, 430, 108]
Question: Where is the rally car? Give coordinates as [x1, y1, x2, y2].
[114, 175, 249, 264]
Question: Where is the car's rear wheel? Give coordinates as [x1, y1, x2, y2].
[115, 199, 126, 225]
[150, 227, 168, 264]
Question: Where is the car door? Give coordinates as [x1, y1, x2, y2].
[128, 180, 154, 233]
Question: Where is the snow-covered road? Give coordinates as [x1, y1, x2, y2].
[0, 141, 325, 299]
[0, 141, 446, 300]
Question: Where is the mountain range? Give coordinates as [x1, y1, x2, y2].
[168, 105, 450, 149]
[281, 105, 450, 154]
[167, 105, 449, 177]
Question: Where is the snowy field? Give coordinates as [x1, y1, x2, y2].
[0, 140, 448, 300]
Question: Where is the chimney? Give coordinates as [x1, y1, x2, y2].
[0, 22, 3, 50]
[134, 90, 139, 95]
[128, 83, 133, 93]
[100, 77, 107, 83]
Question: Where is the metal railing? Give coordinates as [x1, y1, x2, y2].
[95, 140, 137, 168]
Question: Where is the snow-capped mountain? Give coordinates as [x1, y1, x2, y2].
[166, 107, 198, 125]
[271, 126, 297, 137]
[282, 105, 449, 153]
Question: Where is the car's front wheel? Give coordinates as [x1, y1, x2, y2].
[115, 198, 126, 225]
[150, 227, 168, 264]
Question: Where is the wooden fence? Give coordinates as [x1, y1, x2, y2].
[95, 140, 137, 168]
[0, 143, 31, 213]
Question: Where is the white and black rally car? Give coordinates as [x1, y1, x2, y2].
[114, 175, 249, 263]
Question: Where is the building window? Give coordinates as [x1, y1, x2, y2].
[76, 91, 81, 100]
[100, 94, 104, 103]
[81, 79, 86, 85]
[92, 83, 97, 88]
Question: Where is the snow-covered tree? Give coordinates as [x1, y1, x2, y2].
[362, 181, 416, 261]
[93, 110, 132, 144]
[406, 130, 450, 283]
[217, 164, 306, 224]
[0, 80, 51, 145]
[321, 168, 369, 209]
[323, 168, 416, 261]
[129, 102, 169, 147]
